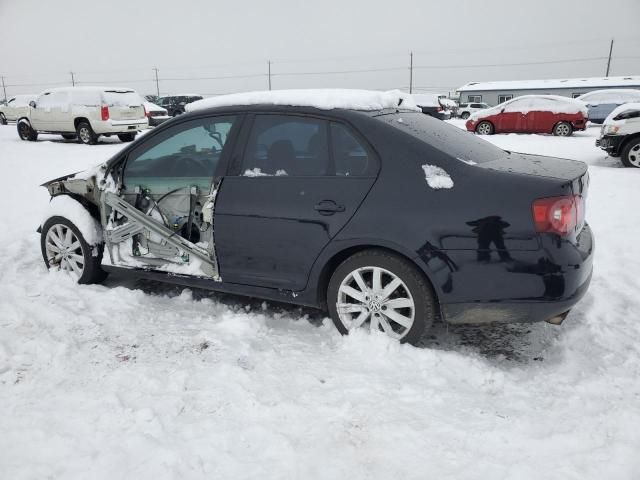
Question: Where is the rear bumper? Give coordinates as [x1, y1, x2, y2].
[94, 119, 149, 134]
[440, 224, 594, 325]
[148, 115, 171, 127]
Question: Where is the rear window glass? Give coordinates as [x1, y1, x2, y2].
[103, 91, 143, 107]
[378, 112, 507, 164]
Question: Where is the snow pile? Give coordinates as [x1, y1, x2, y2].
[186, 89, 420, 112]
[422, 164, 453, 189]
[576, 89, 640, 105]
[469, 95, 588, 121]
[1, 126, 640, 478]
[41, 195, 103, 246]
[604, 102, 640, 124]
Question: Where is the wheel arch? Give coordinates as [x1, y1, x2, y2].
[475, 119, 494, 133]
[74, 117, 91, 129]
[619, 133, 640, 155]
[312, 241, 442, 318]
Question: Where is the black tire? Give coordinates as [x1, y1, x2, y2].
[76, 121, 98, 145]
[61, 133, 77, 140]
[327, 249, 437, 346]
[475, 120, 494, 135]
[620, 138, 640, 168]
[0, 113, 7, 125]
[460, 112, 470, 119]
[117, 132, 137, 142]
[17, 120, 38, 141]
[553, 121, 573, 137]
[40, 215, 107, 284]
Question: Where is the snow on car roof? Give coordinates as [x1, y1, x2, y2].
[469, 94, 588, 121]
[458, 76, 640, 92]
[186, 89, 420, 112]
[604, 102, 640, 123]
[577, 89, 640, 104]
[42, 86, 136, 94]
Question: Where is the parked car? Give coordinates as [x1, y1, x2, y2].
[577, 89, 640, 124]
[17, 86, 148, 144]
[0, 94, 37, 124]
[143, 101, 171, 127]
[458, 102, 490, 119]
[466, 95, 588, 136]
[596, 102, 640, 168]
[38, 90, 592, 345]
[157, 94, 204, 116]
[439, 97, 459, 117]
[411, 94, 451, 120]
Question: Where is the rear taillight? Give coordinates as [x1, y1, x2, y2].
[144, 105, 149, 118]
[437, 106, 443, 112]
[101, 105, 109, 121]
[532, 195, 584, 236]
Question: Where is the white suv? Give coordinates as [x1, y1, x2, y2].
[458, 102, 490, 119]
[17, 86, 149, 144]
[597, 102, 640, 168]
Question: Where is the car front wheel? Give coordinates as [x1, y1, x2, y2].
[621, 138, 640, 168]
[327, 249, 437, 345]
[17, 121, 38, 141]
[475, 121, 494, 135]
[553, 121, 573, 137]
[41, 216, 107, 284]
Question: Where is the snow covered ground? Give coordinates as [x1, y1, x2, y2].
[1, 122, 639, 479]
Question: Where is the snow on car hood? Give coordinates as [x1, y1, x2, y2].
[186, 89, 420, 112]
[469, 95, 588, 121]
[143, 101, 168, 114]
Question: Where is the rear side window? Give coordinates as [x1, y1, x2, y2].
[242, 115, 329, 176]
[330, 122, 372, 176]
[379, 112, 507, 164]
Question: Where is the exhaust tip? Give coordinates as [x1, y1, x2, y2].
[546, 310, 570, 325]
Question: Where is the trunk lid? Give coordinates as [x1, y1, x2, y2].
[478, 153, 589, 195]
[102, 90, 145, 121]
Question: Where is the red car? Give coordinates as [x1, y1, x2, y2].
[465, 95, 588, 136]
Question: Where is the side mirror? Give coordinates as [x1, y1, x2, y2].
[29, 101, 36, 108]
[500, 108, 505, 113]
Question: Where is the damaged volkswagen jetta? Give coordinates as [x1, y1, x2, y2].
[39, 90, 594, 345]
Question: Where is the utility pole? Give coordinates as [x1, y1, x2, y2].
[268, 60, 272, 91]
[605, 38, 614, 77]
[153, 67, 160, 96]
[409, 51, 413, 94]
[70, 71, 75, 86]
[1, 76, 7, 104]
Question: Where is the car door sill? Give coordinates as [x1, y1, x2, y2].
[102, 265, 319, 308]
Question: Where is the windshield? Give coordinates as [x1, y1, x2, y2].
[103, 91, 143, 107]
[377, 112, 507, 164]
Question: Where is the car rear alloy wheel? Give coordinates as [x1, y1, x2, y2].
[76, 121, 98, 145]
[476, 121, 494, 135]
[41, 216, 107, 284]
[553, 121, 573, 137]
[621, 139, 640, 168]
[328, 250, 436, 345]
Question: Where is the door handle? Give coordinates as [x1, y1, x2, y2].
[314, 200, 345, 215]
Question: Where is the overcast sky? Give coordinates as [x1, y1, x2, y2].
[1, 0, 639, 98]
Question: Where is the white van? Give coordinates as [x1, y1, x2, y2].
[17, 86, 149, 144]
